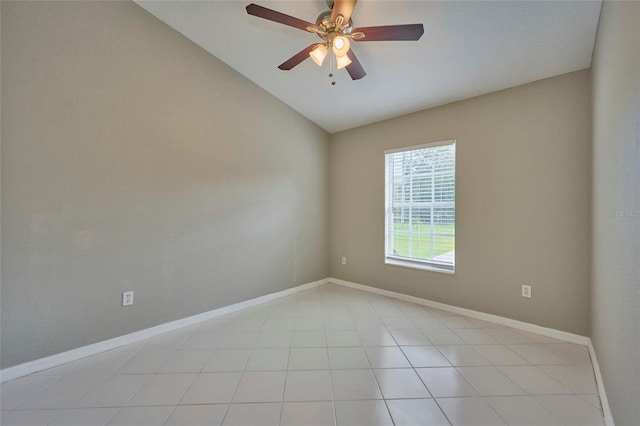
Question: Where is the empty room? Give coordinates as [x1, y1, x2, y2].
[1, 1, 638, 425]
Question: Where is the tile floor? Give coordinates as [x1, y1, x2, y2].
[0, 283, 605, 425]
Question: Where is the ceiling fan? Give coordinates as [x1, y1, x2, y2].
[246, 0, 424, 81]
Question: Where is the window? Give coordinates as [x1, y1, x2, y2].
[385, 140, 456, 273]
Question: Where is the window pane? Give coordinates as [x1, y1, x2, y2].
[385, 142, 456, 270]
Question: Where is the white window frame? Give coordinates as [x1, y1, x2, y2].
[384, 140, 456, 274]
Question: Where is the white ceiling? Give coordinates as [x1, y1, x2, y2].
[136, 0, 602, 133]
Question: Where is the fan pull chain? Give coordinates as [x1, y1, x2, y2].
[329, 52, 336, 86]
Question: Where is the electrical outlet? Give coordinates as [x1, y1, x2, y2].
[341, 256, 347, 265]
[122, 291, 134, 306]
[521, 285, 532, 298]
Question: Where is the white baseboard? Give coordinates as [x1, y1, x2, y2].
[329, 277, 590, 346]
[0, 278, 328, 383]
[588, 340, 615, 426]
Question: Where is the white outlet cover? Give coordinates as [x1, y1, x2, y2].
[341, 256, 347, 265]
[122, 291, 134, 306]
[522, 285, 532, 298]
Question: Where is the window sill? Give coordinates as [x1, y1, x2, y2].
[385, 258, 455, 275]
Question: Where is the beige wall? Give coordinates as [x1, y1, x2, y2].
[0, 1, 329, 368]
[330, 70, 591, 335]
[591, 2, 640, 425]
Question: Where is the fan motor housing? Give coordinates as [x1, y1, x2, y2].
[315, 10, 353, 36]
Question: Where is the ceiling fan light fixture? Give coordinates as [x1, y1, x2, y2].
[332, 35, 350, 56]
[335, 53, 352, 69]
[309, 44, 328, 66]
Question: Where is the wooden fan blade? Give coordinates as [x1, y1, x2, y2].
[278, 44, 318, 70]
[246, 3, 314, 32]
[345, 49, 366, 80]
[331, 0, 357, 26]
[352, 24, 424, 41]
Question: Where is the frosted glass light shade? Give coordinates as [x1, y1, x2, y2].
[336, 54, 352, 69]
[309, 44, 328, 66]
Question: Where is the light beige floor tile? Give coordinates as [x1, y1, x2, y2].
[485, 396, 562, 425]
[374, 368, 430, 399]
[159, 350, 211, 373]
[261, 317, 295, 331]
[245, 348, 289, 371]
[116, 350, 175, 374]
[328, 347, 371, 369]
[222, 403, 281, 426]
[201, 349, 251, 372]
[284, 370, 333, 401]
[401, 346, 451, 367]
[498, 366, 572, 394]
[230, 318, 264, 331]
[358, 330, 397, 346]
[326, 331, 362, 347]
[19, 374, 107, 409]
[383, 316, 418, 330]
[324, 317, 356, 330]
[145, 333, 192, 351]
[457, 367, 526, 396]
[281, 401, 336, 426]
[581, 394, 603, 409]
[293, 317, 325, 331]
[390, 329, 432, 346]
[437, 397, 507, 425]
[289, 348, 330, 370]
[127, 373, 196, 406]
[334, 400, 393, 426]
[534, 395, 605, 425]
[366, 346, 412, 368]
[544, 343, 592, 365]
[453, 329, 499, 344]
[538, 365, 598, 393]
[164, 404, 228, 426]
[437, 345, 491, 366]
[483, 328, 532, 344]
[387, 399, 450, 426]
[515, 330, 563, 344]
[0, 375, 60, 410]
[74, 374, 151, 407]
[471, 345, 529, 366]
[507, 344, 569, 365]
[197, 319, 234, 333]
[412, 317, 448, 329]
[421, 328, 465, 345]
[107, 406, 173, 426]
[331, 369, 382, 400]
[180, 372, 241, 404]
[50, 408, 119, 426]
[253, 331, 293, 348]
[291, 331, 326, 347]
[217, 331, 258, 349]
[398, 304, 433, 317]
[179, 332, 226, 350]
[0, 409, 64, 426]
[232, 371, 286, 403]
[438, 316, 478, 329]
[416, 367, 478, 397]
[353, 317, 387, 330]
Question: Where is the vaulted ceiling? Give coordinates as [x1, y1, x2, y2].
[136, 1, 602, 133]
